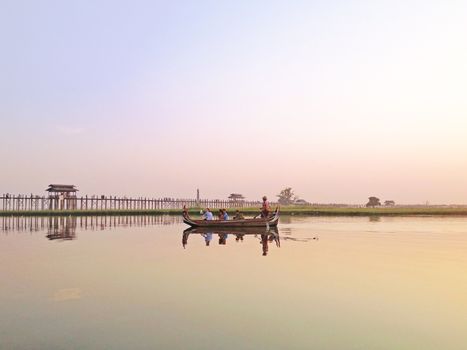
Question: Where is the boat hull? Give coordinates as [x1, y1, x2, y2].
[182, 209, 279, 228]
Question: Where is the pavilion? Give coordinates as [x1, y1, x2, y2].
[46, 184, 78, 210]
[46, 184, 78, 197]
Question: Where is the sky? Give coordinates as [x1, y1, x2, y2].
[1, 0, 466, 204]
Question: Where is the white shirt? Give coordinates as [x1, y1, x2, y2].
[203, 211, 213, 220]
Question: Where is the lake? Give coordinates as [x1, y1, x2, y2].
[1, 215, 466, 349]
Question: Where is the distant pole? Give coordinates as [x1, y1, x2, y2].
[196, 188, 200, 206]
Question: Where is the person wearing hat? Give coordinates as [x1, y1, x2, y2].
[261, 196, 270, 218]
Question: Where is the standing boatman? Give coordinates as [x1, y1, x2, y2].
[261, 196, 270, 218]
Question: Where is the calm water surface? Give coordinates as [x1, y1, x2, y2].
[1, 215, 466, 349]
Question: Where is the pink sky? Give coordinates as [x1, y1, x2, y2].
[1, 0, 466, 204]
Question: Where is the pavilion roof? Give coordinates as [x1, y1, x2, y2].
[46, 184, 78, 192]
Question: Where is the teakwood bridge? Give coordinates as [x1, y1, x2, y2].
[0, 194, 267, 212]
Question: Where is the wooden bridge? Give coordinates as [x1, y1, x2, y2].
[0, 194, 265, 212]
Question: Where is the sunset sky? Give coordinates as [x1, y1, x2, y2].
[1, 0, 466, 203]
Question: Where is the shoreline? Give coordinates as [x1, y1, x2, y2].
[2, 207, 467, 217]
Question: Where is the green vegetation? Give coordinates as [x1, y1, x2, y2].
[254, 206, 467, 216]
[277, 187, 296, 205]
[2, 206, 467, 217]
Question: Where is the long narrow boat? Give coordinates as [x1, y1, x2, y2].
[184, 226, 279, 236]
[182, 207, 279, 228]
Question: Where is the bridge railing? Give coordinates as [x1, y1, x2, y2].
[0, 194, 268, 212]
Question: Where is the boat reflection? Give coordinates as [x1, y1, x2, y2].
[182, 226, 281, 256]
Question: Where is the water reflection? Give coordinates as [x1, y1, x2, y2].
[46, 216, 77, 240]
[279, 226, 319, 242]
[1, 216, 467, 349]
[182, 226, 281, 256]
[0, 215, 183, 240]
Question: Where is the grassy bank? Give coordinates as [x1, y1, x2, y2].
[239, 206, 467, 216]
[1, 206, 467, 217]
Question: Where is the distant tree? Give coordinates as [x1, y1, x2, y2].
[384, 200, 395, 206]
[366, 197, 381, 208]
[277, 187, 296, 205]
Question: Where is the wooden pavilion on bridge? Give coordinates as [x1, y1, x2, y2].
[46, 184, 78, 209]
[46, 184, 78, 195]
[228, 193, 245, 203]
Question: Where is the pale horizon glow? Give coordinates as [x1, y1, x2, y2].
[1, 0, 467, 204]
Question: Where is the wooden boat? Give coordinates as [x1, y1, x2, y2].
[182, 207, 279, 228]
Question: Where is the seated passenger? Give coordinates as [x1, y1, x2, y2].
[222, 209, 229, 220]
[202, 208, 213, 221]
[233, 210, 244, 220]
[218, 209, 224, 220]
